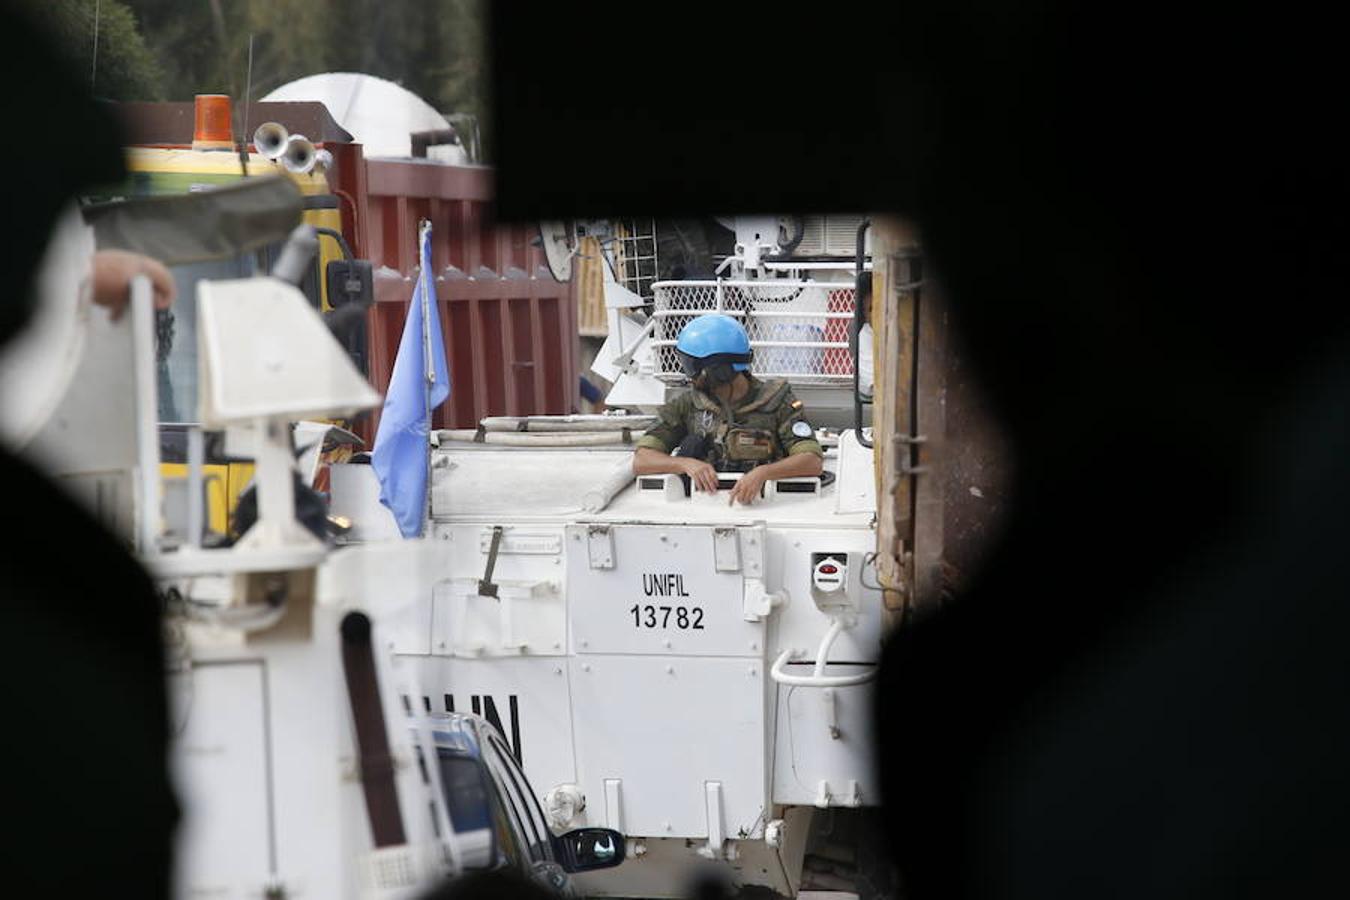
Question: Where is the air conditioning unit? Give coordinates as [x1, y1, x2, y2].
[791, 215, 870, 256]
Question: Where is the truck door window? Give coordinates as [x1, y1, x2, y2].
[435, 746, 524, 869]
[487, 783, 525, 869]
[481, 744, 535, 858]
[491, 735, 555, 852]
[464, 755, 526, 874]
[436, 751, 493, 836]
[484, 736, 549, 862]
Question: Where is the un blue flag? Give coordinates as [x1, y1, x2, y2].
[372, 224, 450, 537]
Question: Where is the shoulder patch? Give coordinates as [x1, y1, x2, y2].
[792, 420, 814, 438]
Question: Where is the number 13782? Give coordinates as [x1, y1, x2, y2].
[629, 604, 704, 630]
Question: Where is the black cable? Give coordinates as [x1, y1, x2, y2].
[312, 225, 354, 260]
[854, 219, 873, 447]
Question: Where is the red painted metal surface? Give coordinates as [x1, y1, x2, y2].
[326, 151, 579, 444]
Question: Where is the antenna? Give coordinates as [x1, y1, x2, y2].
[90, 0, 101, 91]
[238, 34, 254, 177]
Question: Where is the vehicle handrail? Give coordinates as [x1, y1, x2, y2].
[769, 617, 877, 688]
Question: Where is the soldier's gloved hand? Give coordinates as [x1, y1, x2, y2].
[730, 467, 769, 506]
[678, 457, 719, 494]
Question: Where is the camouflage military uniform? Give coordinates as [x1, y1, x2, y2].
[635, 376, 824, 470]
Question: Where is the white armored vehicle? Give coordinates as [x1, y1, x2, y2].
[334, 215, 888, 898]
[14, 176, 626, 899]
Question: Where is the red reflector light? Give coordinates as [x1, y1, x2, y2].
[820, 564, 838, 574]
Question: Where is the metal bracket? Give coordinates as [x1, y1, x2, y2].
[604, 778, 624, 831]
[713, 527, 741, 572]
[743, 580, 786, 622]
[698, 781, 726, 860]
[477, 525, 503, 598]
[741, 527, 764, 580]
[739, 525, 781, 621]
[897, 433, 929, 477]
[587, 525, 615, 570]
[478, 530, 562, 555]
[611, 315, 657, 373]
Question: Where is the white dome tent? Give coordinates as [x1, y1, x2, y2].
[262, 72, 469, 164]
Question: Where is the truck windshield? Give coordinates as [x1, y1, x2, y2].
[437, 751, 493, 833]
[158, 253, 260, 424]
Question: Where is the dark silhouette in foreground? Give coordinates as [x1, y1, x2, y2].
[0, 7, 176, 897]
[488, 4, 1348, 898]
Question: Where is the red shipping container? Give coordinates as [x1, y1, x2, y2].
[325, 151, 580, 445]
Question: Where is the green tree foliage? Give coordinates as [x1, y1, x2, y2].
[121, 0, 491, 158]
[16, 0, 165, 101]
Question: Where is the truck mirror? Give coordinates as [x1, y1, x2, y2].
[326, 259, 374, 309]
[555, 827, 626, 872]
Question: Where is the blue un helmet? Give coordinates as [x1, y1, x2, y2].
[675, 314, 752, 385]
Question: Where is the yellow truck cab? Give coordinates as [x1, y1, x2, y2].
[121, 146, 342, 301]
[103, 95, 366, 541]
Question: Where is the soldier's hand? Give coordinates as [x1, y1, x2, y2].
[91, 250, 177, 321]
[680, 458, 719, 494]
[730, 467, 769, 506]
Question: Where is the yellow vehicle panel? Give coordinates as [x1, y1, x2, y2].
[160, 462, 257, 537]
[124, 148, 345, 311]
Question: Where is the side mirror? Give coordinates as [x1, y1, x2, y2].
[324, 259, 373, 375]
[555, 827, 626, 873]
[325, 258, 374, 310]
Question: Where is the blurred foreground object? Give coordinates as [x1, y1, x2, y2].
[0, 6, 175, 896]
[487, 3, 1348, 898]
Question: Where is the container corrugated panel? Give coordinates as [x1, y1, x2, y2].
[358, 160, 579, 439]
[576, 236, 609, 337]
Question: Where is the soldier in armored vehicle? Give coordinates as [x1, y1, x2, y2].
[632, 313, 825, 505]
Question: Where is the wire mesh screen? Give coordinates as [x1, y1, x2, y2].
[616, 219, 660, 302]
[650, 280, 855, 384]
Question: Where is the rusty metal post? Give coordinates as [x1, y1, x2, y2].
[911, 257, 945, 616]
[869, 216, 920, 626]
[872, 229, 1011, 624]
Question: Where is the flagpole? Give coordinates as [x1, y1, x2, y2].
[419, 219, 434, 537]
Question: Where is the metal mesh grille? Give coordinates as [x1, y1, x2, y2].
[358, 846, 421, 889]
[616, 219, 659, 302]
[650, 280, 855, 384]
